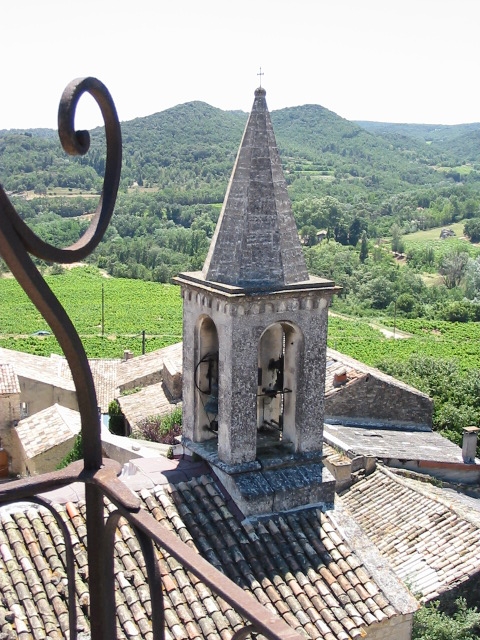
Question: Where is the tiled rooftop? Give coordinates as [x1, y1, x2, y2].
[0, 348, 75, 391]
[325, 348, 428, 399]
[15, 404, 80, 459]
[339, 465, 480, 600]
[0, 473, 416, 639]
[0, 363, 20, 395]
[88, 359, 119, 413]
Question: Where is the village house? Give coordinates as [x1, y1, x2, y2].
[0, 363, 20, 477]
[13, 404, 80, 476]
[0, 348, 77, 418]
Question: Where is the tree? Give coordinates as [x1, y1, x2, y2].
[305, 241, 360, 292]
[390, 223, 405, 253]
[363, 275, 395, 309]
[464, 218, 480, 243]
[300, 225, 318, 246]
[348, 218, 362, 246]
[465, 257, 480, 299]
[439, 248, 469, 289]
[359, 231, 369, 263]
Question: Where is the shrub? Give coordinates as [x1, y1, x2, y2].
[108, 399, 125, 436]
[440, 301, 472, 322]
[396, 293, 416, 314]
[413, 597, 480, 640]
[57, 434, 83, 469]
[134, 407, 182, 444]
[464, 218, 480, 243]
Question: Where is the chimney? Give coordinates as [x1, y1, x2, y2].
[462, 426, 479, 464]
[333, 368, 347, 387]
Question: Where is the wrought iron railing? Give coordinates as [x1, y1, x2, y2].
[0, 78, 303, 640]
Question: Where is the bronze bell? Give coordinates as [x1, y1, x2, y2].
[204, 383, 218, 415]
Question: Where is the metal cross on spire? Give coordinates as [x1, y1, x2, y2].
[257, 67, 264, 88]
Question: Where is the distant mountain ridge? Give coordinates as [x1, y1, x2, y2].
[356, 120, 480, 142]
[1, 99, 480, 199]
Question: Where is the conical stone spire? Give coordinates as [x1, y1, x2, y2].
[202, 87, 309, 291]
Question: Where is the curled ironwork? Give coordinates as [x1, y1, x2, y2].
[0, 77, 122, 470]
[0, 79, 304, 640]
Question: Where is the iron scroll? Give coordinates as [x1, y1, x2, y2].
[0, 77, 122, 470]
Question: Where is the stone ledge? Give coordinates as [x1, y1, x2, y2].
[214, 462, 336, 517]
[184, 436, 336, 517]
[174, 271, 338, 296]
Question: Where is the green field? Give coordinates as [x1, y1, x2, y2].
[327, 316, 480, 374]
[0, 267, 183, 358]
[1, 267, 479, 374]
[404, 222, 467, 243]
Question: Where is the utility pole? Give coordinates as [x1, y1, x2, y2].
[393, 299, 397, 339]
[101, 283, 105, 337]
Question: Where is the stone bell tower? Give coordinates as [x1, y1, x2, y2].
[174, 87, 338, 515]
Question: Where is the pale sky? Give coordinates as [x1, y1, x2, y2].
[2, 0, 480, 131]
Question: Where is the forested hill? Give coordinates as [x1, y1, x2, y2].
[2, 100, 480, 282]
[120, 101, 247, 198]
[3, 99, 476, 198]
[356, 120, 480, 161]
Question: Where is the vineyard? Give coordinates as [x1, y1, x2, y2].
[0, 267, 183, 358]
[1, 267, 479, 372]
[328, 316, 480, 374]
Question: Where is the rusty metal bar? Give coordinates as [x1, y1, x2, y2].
[108, 500, 303, 640]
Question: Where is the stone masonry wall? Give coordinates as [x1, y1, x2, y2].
[0, 394, 20, 474]
[18, 377, 78, 416]
[364, 613, 413, 640]
[325, 374, 432, 428]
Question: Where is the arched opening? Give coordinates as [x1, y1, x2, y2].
[194, 316, 219, 441]
[257, 322, 302, 452]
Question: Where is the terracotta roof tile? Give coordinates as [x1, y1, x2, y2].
[0, 363, 20, 395]
[0, 348, 76, 392]
[340, 465, 480, 600]
[15, 405, 81, 460]
[0, 472, 418, 638]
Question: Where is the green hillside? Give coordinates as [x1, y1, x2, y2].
[1, 100, 473, 200]
[2, 99, 480, 283]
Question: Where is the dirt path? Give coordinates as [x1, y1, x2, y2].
[328, 311, 411, 340]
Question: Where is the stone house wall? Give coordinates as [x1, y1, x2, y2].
[0, 393, 21, 474]
[17, 376, 78, 417]
[365, 613, 414, 640]
[118, 370, 162, 394]
[14, 434, 77, 476]
[325, 373, 432, 429]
